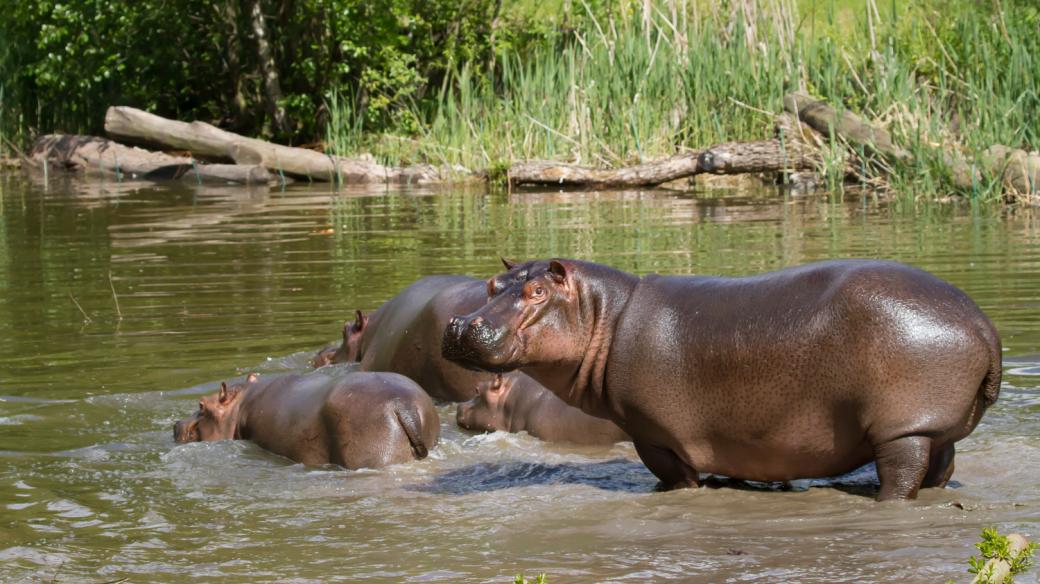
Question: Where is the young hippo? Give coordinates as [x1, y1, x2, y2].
[312, 310, 368, 368]
[457, 373, 629, 446]
[173, 371, 439, 469]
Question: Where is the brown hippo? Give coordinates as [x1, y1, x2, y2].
[312, 310, 368, 368]
[457, 373, 629, 446]
[442, 259, 1002, 500]
[173, 371, 439, 469]
[318, 270, 524, 402]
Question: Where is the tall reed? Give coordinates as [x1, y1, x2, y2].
[323, 0, 1038, 201]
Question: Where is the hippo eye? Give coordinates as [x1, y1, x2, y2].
[532, 286, 545, 298]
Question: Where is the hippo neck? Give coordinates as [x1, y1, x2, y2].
[530, 263, 639, 419]
[225, 393, 251, 440]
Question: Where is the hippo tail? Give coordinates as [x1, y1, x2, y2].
[978, 321, 1002, 408]
[394, 403, 429, 459]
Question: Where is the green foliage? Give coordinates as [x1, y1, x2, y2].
[513, 573, 548, 584]
[967, 527, 1037, 583]
[2, 0, 1038, 200]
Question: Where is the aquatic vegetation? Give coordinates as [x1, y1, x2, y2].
[967, 527, 1037, 583]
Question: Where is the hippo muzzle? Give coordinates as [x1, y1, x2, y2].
[442, 314, 518, 373]
[173, 416, 200, 443]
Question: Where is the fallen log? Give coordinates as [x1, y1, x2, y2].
[984, 145, 1040, 196]
[105, 106, 455, 183]
[29, 134, 273, 184]
[509, 139, 818, 188]
[782, 91, 910, 161]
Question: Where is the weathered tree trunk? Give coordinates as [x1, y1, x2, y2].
[104, 106, 454, 183]
[29, 134, 273, 184]
[248, 0, 288, 136]
[509, 140, 817, 188]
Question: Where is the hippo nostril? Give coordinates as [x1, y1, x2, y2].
[448, 316, 466, 333]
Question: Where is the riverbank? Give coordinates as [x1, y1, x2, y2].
[2, 1, 1037, 202]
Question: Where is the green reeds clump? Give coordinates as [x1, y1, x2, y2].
[322, 0, 1037, 202]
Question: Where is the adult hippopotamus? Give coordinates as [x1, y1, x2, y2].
[312, 310, 368, 368]
[319, 270, 522, 402]
[442, 259, 1002, 500]
[173, 371, 439, 469]
[457, 373, 629, 446]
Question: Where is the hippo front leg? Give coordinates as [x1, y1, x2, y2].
[873, 435, 931, 501]
[633, 441, 700, 490]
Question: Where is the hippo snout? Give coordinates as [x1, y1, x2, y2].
[456, 401, 473, 427]
[173, 418, 200, 443]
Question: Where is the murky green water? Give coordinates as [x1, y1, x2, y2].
[1, 174, 1038, 582]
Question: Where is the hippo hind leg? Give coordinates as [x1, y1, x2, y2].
[921, 443, 955, 489]
[633, 441, 700, 490]
[873, 435, 931, 501]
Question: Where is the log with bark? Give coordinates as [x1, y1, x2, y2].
[104, 106, 457, 184]
[509, 139, 819, 188]
[28, 134, 273, 184]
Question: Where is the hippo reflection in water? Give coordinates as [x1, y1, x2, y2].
[443, 258, 1002, 500]
[173, 371, 439, 470]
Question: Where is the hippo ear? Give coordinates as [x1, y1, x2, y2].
[548, 260, 569, 284]
[353, 309, 368, 332]
[218, 382, 229, 404]
[500, 257, 518, 271]
[246, 373, 259, 384]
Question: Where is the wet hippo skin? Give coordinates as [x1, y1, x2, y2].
[173, 371, 439, 469]
[442, 259, 1002, 500]
[457, 373, 630, 445]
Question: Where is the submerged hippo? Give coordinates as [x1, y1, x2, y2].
[443, 259, 1002, 500]
[173, 371, 439, 469]
[457, 373, 629, 446]
[312, 310, 368, 368]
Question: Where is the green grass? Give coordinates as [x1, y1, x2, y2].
[325, 0, 1039, 202]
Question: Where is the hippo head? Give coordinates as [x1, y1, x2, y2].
[312, 310, 368, 368]
[173, 373, 258, 443]
[456, 374, 517, 432]
[442, 258, 589, 375]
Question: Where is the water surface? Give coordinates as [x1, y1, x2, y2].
[1, 175, 1038, 582]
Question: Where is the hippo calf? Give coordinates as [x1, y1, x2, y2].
[173, 371, 439, 469]
[443, 259, 1002, 500]
[457, 373, 629, 446]
[312, 310, 368, 368]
